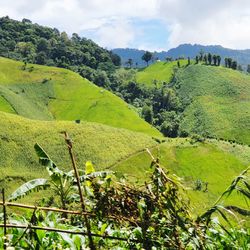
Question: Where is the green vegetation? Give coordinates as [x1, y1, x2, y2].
[0, 111, 158, 195]
[136, 60, 187, 86]
[175, 65, 250, 144]
[113, 139, 250, 212]
[0, 16, 121, 87]
[1, 142, 249, 249]
[0, 57, 161, 136]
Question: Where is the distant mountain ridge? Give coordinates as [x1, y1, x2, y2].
[112, 44, 250, 68]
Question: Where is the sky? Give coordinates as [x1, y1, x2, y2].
[0, 0, 250, 51]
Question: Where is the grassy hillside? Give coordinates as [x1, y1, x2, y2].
[113, 138, 250, 212]
[0, 57, 161, 137]
[0, 111, 158, 195]
[136, 60, 188, 86]
[175, 65, 250, 144]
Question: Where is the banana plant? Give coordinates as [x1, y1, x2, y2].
[8, 143, 112, 210]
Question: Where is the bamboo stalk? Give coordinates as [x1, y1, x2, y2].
[2, 189, 7, 250]
[64, 132, 95, 250]
[0, 202, 90, 215]
[0, 224, 140, 243]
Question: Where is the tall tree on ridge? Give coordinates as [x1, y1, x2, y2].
[142, 51, 153, 66]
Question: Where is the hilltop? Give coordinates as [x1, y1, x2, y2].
[175, 65, 250, 144]
[0, 57, 161, 137]
[136, 60, 188, 86]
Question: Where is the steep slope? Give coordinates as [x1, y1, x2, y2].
[113, 138, 250, 212]
[0, 57, 161, 137]
[175, 65, 250, 144]
[0, 111, 158, 194]
[136, 60, 188, 86]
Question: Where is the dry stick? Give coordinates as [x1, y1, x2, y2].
[2, 189, 7, 250]
[0, 224, 140, 243]
[64, 132, 95, 250]
[0, 201, 139, 225]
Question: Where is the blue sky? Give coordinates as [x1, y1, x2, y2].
[0, 0, 250, 51]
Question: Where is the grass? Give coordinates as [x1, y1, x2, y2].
[0, 111, 158, 197]
[136, 60, 188, 86]
[176, 65, 250, 145]
[113, 138, 250, 213]
[0, 57, 161, 137]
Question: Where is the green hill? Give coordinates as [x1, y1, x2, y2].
[113, 138, 250, 212]
[0, 57, 161, 137]
[136, 60, 187, 86]
[175, 65, 250, 144]
[0, 111, 158, 194]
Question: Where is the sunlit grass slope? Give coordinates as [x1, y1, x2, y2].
[0, 111, 158, 194]
[113, 138, 250, 212]
[175, 65, 250, 144]
[0, 57, 161, 137]
[136, 60, 188, 86]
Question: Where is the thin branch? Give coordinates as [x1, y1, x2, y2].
[64, 132, 95, 250]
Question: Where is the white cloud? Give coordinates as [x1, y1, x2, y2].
[93, 19, 135, 48]
[0, 0, 250, 49]
[158, 0, 250, 49]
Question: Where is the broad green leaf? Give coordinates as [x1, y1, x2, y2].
[8, 178, 49, 201]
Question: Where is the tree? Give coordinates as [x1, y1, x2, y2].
[212, 55, 217, 65]
[217, 55, 221, 66]
[141, 105, 153, 124]
[208, 53, 212, 65]
[237, 65, 243, 71]
[224, 58, 228, 67]
[126, 58, 133, 68]
[247, 65, 250, 73]
[35, 51, 47, 65]
[231, 60, 237, 70]
[227, 58, 232, 68]
[37, 38, 50, 53]
[142, 51, 153, 66]
[204, 54, 208, 64]
[187, 57, 190, 65]
[177, 61, 180, 67]
[195, 56, 199, 64]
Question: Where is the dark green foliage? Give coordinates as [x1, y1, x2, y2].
[195, 56, 199, 64]
[247, 64, 250, 73]
[232, 60, 237, 70]
[208, 53, 212, 65]
[141, 105, 153, 124]
[213, 55, 217, 65]
[0, 16, 120, 86]
[204, 54, 208, 64]
[217, 55, 221, 66]
[141, 51, 153, 66]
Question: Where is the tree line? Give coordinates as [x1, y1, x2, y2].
[0, 16, 121, 86]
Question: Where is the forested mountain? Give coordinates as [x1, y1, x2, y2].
[113, 44, 250, 68]
[0, 16, 121, 85]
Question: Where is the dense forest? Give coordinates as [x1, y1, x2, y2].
[0, 16, 121, 86]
